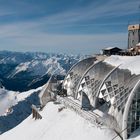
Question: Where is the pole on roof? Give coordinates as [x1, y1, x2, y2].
[138, 5, 140, 24]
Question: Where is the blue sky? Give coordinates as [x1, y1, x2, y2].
[0, 0, 139, 54]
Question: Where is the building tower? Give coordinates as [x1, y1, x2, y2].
[128, 24, 140, 49]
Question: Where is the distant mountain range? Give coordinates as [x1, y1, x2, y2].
[0, 51, 84, 91]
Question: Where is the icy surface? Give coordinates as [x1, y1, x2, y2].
[0, 102, 116, 140]
[104, 55, 140, 75]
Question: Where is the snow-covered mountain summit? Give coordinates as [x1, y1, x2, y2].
[9, 58, 66, 78]
[0, 51, 83, 91]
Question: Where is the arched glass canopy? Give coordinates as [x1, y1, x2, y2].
[76, 62, 115, 107]
[63, 57, 140, 139]
[63, 57, 96, 97]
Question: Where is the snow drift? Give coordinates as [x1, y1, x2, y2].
[0, 102, 116, 140]
[104, 55, 140, 75]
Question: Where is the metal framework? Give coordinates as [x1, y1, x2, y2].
[63, 57, 140, 139]
[122, 79, 140, 139]
[76, 61, 115, 107]
[63, 57, 96, 97]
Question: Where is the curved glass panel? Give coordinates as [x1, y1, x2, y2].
[99, 68, 140, 131]
[77, 62, 114, 106]
[63, 57, 96, 97]
[127, 83, 140, 138]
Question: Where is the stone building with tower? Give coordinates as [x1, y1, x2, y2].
[128, 24, 140, 49]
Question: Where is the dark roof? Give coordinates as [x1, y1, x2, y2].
[102, 47, 122, 51]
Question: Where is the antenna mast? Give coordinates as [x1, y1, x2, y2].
[139, 4, 140, 23]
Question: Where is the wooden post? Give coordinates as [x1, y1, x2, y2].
[31, 105, 42, 120]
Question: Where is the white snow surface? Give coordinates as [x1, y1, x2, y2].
[104, 55, 140, 75]
[0, 86, 43, 116]
[0, 102, 116, 140]
[14, 62, 30, 74]
[0, 88, 16, 115]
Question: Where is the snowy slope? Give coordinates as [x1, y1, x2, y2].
[0, 86, 43, 134]
[9, 58, 66, 78]
[0, 102, 117, 140]
[0, 86, 43, 116]
[1, 55, 140, 140]
[0, 51, 82, 91]
[104, 55, 140, 75]
[0, 88, 16, 116]
[0, 51, 81, 78]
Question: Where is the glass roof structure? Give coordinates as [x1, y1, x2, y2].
[63, 57, 96, 98]
[63, 57, 140, 139]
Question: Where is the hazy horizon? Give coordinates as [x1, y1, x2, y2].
[0, 0, 139, 54]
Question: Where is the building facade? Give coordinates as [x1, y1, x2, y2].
[128, 24, 140, 49]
